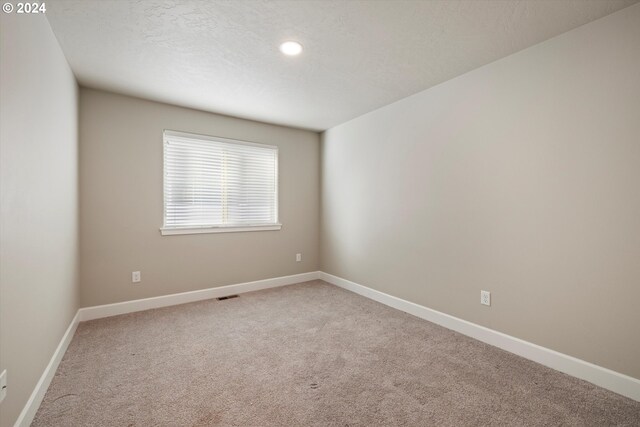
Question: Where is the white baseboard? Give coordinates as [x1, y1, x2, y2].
[319, 272, 640, 402]
[79, 271, 321, 321]
[14, 311, 80, 427]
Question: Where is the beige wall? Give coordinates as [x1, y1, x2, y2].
[321, 4, 640, 379]
[0, 14, 79, 427]
[79, 89, 320, 307]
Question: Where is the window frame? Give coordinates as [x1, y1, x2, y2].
[160, 130, 281, 236]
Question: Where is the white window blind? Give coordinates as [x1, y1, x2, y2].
[162, 130, 279, 235]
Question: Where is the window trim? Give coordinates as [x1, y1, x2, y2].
[160, 224, 282, 236]
[160, 130, 280, 236]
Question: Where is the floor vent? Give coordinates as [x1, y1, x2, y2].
[217, 295, 239, 301]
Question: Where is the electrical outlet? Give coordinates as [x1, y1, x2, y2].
[132, 271, 141, 283]
[296, 253, 302, 262]
[481, 290, 491, 306]
[0, 369, 7, 403]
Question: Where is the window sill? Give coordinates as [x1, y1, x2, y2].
[160, 224, 282, 236]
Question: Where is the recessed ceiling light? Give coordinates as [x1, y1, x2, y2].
[279, 41, 303, 56]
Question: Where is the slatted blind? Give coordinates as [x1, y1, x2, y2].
[163, 130, 278, 230]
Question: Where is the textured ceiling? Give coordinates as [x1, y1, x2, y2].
[46, 0, 638, 131]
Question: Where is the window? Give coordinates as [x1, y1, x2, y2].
[161, 130, 280, 235]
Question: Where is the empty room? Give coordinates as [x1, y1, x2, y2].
[1, 0, 640, 425]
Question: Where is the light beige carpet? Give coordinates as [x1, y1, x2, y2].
[33, 280, 640, 426]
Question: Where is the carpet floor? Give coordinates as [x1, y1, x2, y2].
[33, 280, 640, 426]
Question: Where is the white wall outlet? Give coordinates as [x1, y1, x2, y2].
[481, 290, 491, 306]
[296, 253, 302, 262]
[0, 369, 7, 403]
[132, 271, 141, 283]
